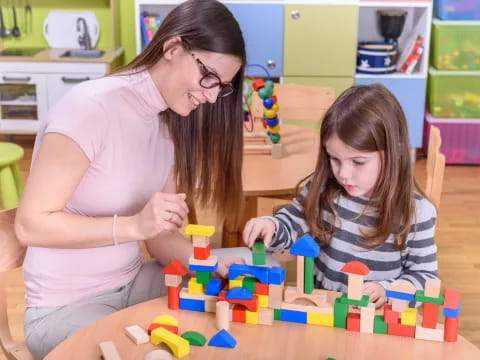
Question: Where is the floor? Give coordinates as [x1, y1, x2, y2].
[1, 135, 480, 359]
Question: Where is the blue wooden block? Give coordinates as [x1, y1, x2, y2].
[228, 264, 269, 283]
[385, 289, 415, 301]
[289, 233, 320, 257]
[279, 309, 307, 323]
[208, 329, 237, 348]
[205, 278, 222, 296]
[268, 266, 285, 285]
[443, 302, 461, 318]
[179, 297, 205, 312]
[226, 287, 253, 300]
[188, 262, 218, 272]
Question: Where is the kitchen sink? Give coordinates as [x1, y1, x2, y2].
[60, 49, 105, 58]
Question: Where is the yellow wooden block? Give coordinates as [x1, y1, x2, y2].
[150, 327, 190, 358]
[401, 307, 417, 326]
[229, 276, 245, 289]
[258, 294, 269, 308]
[246, 310, 259, 324]
[151, 314, 179, 327]
[188, 278, 204, 295]
[185, 224, 215, 236]
[307, 312, 334, 327]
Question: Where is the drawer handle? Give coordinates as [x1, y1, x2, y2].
[2, 76, 31, 82]
[61, 76, 90, 84]
[267, 60, 276, 69]
[291, 10, 300, 20]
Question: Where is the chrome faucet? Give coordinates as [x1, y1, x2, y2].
[77, 17, 92, 50]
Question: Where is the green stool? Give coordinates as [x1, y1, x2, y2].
[0, 142, 24, 209]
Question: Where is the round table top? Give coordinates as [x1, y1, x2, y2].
[243, 125, 319, 196]
[45, 296, 480, 360]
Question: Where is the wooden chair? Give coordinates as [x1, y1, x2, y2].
[425, 125, 446, 209]
[251, 83, 335, 128]
[0, 208, 33, 360]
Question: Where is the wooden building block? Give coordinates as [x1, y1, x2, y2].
[387, 322, 415, 337]
[284, 286, 327, 307]
[167, 285, 181, 310]
[268, 282, 284, 308]
[347, 273, 364, 301]
[415, 324, 444, 342]
[391, 298, 409, 313]
[400, 307, 417, 326]
[99, 341, 121, 360]
[346, 312, 360, 332]
[252, 240, 266, 265]
[334, 298, 348, 328]
[144, 349, 173, 360]
[242, 276, 256, 293]
[185, 224, 215, 237]
[304, 256, 314, 294]
[258, 308, 274, 325]
[307, 312, 334, 326]
[205, 298, 217, 313]
[165, 274, 182, 287]
[424, 278, 442, 298]
[194, 244, 210, 260]
[229, 275, 245, 289]
[192, 235, 210, 247]
[444, 316, 459, 342]
[373, 314, 387, 334]
[255, 281, 269, 295]
[258, 294, 269, 308]
[281, 301, 333, 314]
[360, 303, 375, 333]
[150, 327, 190, 358]
[217, 291, 259, 312]
[296, 256, 305, 295]
[189, 255, 218, 267]
[196, 271, 211, 285]
[216, 301, 230, 330]
[383, 304, 399, 324]
[246, 310, 259, 324]
[232, 305, 246, 323]
[422, 302, 439, 329]
[188, 277, 204, 295]
[125, 325, 149, 345]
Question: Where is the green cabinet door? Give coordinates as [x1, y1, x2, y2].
[284, 4, 358, 77]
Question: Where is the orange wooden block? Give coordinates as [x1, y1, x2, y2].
[167, 285, 181, 310]
[422, 302, 439, 329]
[445, 316, 459, 342]
[383, 304, 399, 324]
[193, 244, 210, 260]
[255, 281, 269, 295]
[232, 304, 246, 323]
[346, 312, 360, 332]
[388, 322, 415, 337]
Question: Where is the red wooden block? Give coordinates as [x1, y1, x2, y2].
[254, 281, 269, 295]
[387, 322, 415, 337]
[147, 323, 179, 335]
[346, 312, 360, 332]
[341, 261, 369, 275]
[193, 244, 210, 260]
[218, 290, 259, 312]
[444, 288, 460, 309]
[445, 316, 459, 342]
[162, 259, 188, 275]
[422, 302, 439, 329]
[232, 304, 246, 323]
[167, 285, 181, 310]
[383, 304, 399, 324]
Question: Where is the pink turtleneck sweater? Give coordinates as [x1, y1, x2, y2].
[23, 69, 173, 307]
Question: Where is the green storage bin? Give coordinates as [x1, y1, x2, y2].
[431, 19, 480, 70]
[428, 67, 480, 118]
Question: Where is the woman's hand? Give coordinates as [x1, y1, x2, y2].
[363, 282, 387, 308]
[132, 192, 189, 240]
[243, 217, 276, 248]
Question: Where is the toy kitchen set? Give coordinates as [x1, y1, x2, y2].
[0, 3, 122, 134]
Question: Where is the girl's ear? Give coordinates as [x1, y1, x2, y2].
[163, 36, 183, 61]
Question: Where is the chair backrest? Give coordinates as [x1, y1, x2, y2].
[425, 125, 446, 209]
[251, 83, 335, 127]
[0, 208, 33, 360]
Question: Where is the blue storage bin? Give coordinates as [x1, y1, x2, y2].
[435, 0, 480, 20]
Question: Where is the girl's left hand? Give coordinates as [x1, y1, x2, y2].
[215, 257, 246, 278]
[363, 282, 387, 308]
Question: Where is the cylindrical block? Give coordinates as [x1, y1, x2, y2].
[216, 301, 230, 330]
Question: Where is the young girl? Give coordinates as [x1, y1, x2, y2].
[244, 83, 438, 307]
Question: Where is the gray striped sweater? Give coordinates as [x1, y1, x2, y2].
[267, 183, 438, 293]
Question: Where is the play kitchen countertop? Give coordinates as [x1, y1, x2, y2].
[0, 47, 123, 64]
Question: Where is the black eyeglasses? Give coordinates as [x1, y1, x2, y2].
[187, 50, 234, 98]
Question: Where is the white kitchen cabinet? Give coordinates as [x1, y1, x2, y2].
[47, 73, 104, 108]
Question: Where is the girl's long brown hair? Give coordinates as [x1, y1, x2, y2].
[303, 83, 427, 250]
[121, 0, 246, 227]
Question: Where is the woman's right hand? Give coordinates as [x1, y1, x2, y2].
[243, 217, 276, 248]
[132, 192, 189, 240]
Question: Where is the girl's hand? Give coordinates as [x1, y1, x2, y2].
[132, 192, 189, 240]
[216, 257, 246, 278]
[243, 217, 276, 248]
[363, 282, 387, 308]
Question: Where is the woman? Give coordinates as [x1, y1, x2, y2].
[15, 0, 246, 357]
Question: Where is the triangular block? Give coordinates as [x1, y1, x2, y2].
[289, 233, 320, 257]
[208, 329, 237, 348]
[162, 259, 188, 276]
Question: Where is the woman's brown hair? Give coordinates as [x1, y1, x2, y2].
[303, 83, 427, 250]
[123, 0, 246, 226]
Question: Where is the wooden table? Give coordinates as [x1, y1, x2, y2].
[45, 296, 480, 360]
[223, 124, 319, 247]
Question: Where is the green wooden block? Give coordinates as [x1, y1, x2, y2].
[196, 271, 211, 285]
[339, 293, 370, 307]
[242, 276, 256, 293]
[252, 240, 266, 265]
[274, 308, 281, 320]
[373, 315, 387, 334]
[181, 330, 206, 346]
[304, 256, 314, 294]
[333, 297, 348, 328]
[415, 290, 444, 305]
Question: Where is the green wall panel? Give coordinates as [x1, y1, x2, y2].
[283, 76, 353, 99]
